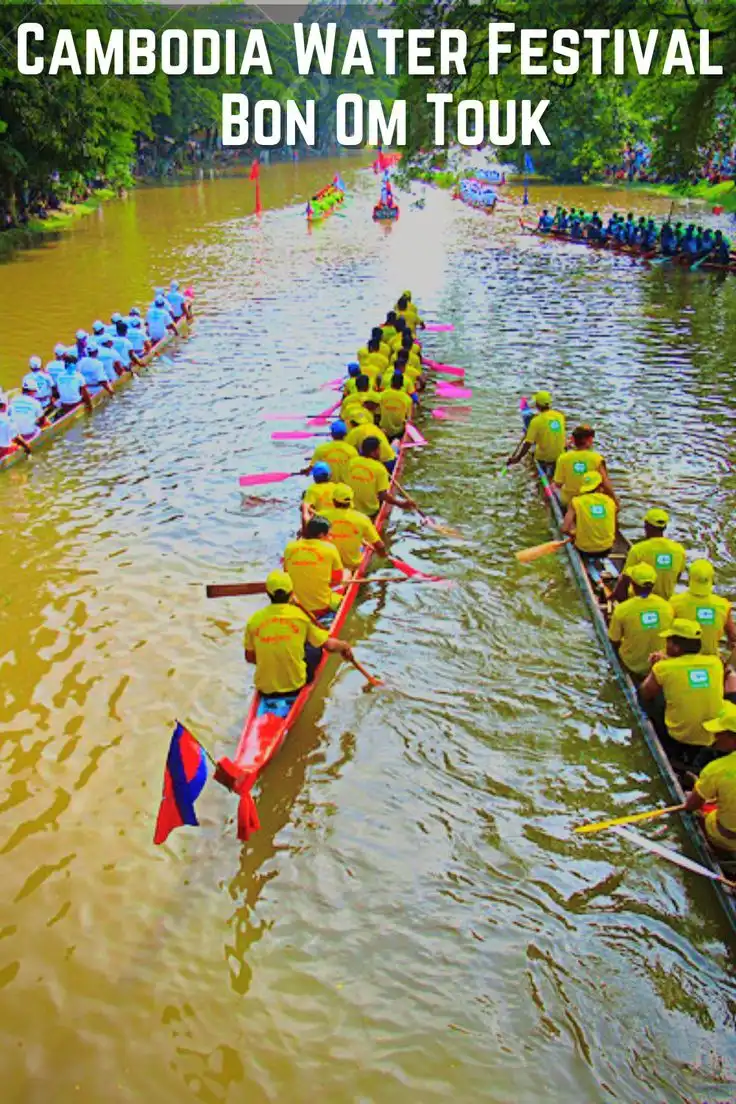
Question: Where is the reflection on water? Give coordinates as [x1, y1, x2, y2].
[1, 169, 736, 1103]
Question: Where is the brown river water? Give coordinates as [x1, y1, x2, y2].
[1, 160, 736, 1103]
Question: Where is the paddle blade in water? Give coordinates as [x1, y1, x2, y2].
[423, 358, 465, 377]
[406, 424, 428, 446]
[206, 581, 267, 598]
[432, 408, 449, 419]
[575, 804, 685, 835]
[263, 413, 309, 422]
[389, 557, 443, 581]
[425, 323, 454, 332]
[437, 385, 472, 399]
[320, 377, 344, 390]
[272, 431, 326, 440]
[239, 471, 299, 487]
[516, 538, 569, 564]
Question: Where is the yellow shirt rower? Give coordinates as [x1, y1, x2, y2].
[613, 508, 686, 603]
[347, 437, 414, 518]
[321, 483, 386, 569]
[300, 463, 336, 530]
[553, 424, 615, 507]
[283, 515, 344, 613]
[608, 563, 674, 677]
[379, 375, 414, 440]
[244, 570, 352, 695]
[639, 618, 724, 751]
[670, 559, 736, 657]
[684, 702, 736, 851]
[306, 420, 357, 484]
[561, 471, 617, 559]
[346, 418, 395, 465]
[507, 390, 566, 470]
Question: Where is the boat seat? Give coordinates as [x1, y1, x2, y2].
[257, 693, 298, 718]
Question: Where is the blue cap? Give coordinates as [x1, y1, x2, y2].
[28, 355, 42, 370]
[76, 329, 87, 341]
[331, 420, 347, 437]
[347, 364, 360, 377]
[313, 462, 330, 481]
[64, 347, 78, 361]
[155, 296, 164, 306]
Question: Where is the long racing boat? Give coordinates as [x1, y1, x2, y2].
[519, 398, 736, 934]
[215, 421, 413, 840]
[520, 219, 736, 273]
[1, 318, 190, 474]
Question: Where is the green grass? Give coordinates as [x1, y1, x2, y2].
[0, 189, 116, 258]
[622, 179, 736, 213]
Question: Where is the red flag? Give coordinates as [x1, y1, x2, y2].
[249, 158, 260, 181]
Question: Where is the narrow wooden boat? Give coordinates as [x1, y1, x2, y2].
[372, 203, 400, 221]
[520, 220, 736, 270]
[519, 399, 736, 933]
[1, 318, 190, 474]
[216, 425, 412, 840]
[305, 184, 344, 223]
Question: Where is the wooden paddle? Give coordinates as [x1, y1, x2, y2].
[207, 574, 446, 598]
[516, 537, 571, 564]
[575, 803, 685, 835]
[613, 826, 736, 890]
[394, 479, 462, 538]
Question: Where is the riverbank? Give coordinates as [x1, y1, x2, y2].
[0, 188, 116, 259]
[618, 178, 736, 214]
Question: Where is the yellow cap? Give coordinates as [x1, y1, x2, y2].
[688, 559, 714, 598]
[332, 483, 354, 506]
[402, 289, 412, 300]
[704, 702, 736, 734]
[628, 563, 657, 586]
[265, 570, 293, 597]
[348, 409, 371, 427]
[661, 617, 702, 641]
[533, 390, 552, 407]
[579, 471, 602, 494]
[644, 507, 669, 528]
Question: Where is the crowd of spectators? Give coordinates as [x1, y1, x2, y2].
[605, 140, 736, 186]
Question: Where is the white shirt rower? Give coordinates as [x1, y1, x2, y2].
[78, 342, 110, 389]
[97, 336, 124, 381]
[56, 351, 91, 410]
[23, 355, 53, 403]
[46, 343, 68, 383]
[0, 392, 24, 454]
[9, 381, 45, 438]
[154, 287, 176, 315]
[167, 281, 186, 317]
[146, 296, 175, 343]
[127, 317, 147, 354]
[111, 323, 135, 366]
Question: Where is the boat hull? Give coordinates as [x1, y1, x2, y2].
[0, 318, 190, 474]
[372, 205, 400, 221]
[218, 427, 412, 839]
[520, 403, 736, 934]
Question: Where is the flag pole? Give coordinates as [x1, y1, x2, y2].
[179, 719, 218, 767]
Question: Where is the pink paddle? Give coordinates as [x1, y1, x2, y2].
[389, 557, 445, 582]
[432, 408, 449, 420]
[320, 377, 344, 390]
[437, 384, 472, 399]
[425, 323, 454, 332]
[406, 423, 428, 446]
[307, 400, 341, 426]
[239, 471, 301, 488]
[423, 358, 465, 378]
[272, 430, 329, 440]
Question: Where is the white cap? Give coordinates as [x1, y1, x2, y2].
[54, 342, 66, 356]
[23, 376, 38, 391]
[64, 346, 78, 360]
[87, 340, 99, 353]
[111, 312, 122, 323]
[0, 390, 7, 405]
[92, 320, 105, 333]
[76, 329, 87, 341]
[170, 280, 179, 290]
[101, 333, 114, 344]
[29, 355, 42, 370]
[129, 306, 140, 317]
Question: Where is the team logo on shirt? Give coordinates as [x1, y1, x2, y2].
[688, 669, 710, 689]
[589, 504, 607, 518]
[655, 553, 673, 568]
[696, 607, 716, 624]
[640, 611, 660, 628]
[549, 419, 561, 431]
[573, 461, 587, 474]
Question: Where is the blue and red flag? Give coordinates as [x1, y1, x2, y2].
[154, 722, 208, 845]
